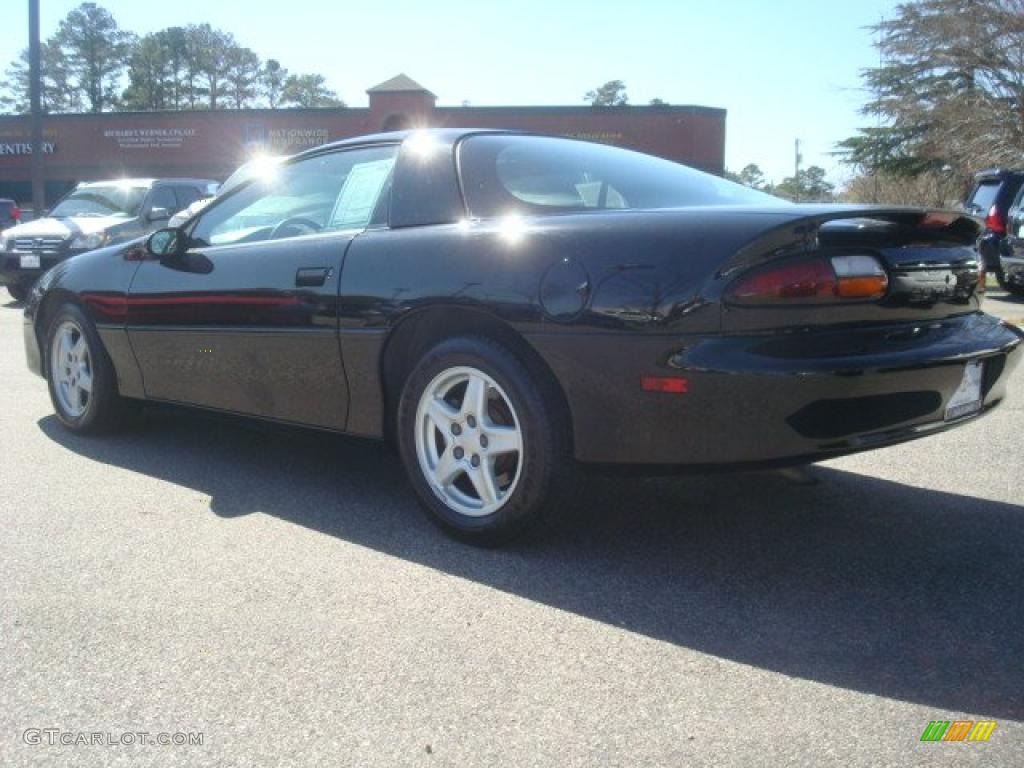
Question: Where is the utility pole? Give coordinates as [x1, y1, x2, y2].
[28, 0, 45, 216]
[794, 138, 802, 202]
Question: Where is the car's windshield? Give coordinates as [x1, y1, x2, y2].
[220, 156, 285, 197]
[49, 184, 147, 218]
[460, 135, 788, 217]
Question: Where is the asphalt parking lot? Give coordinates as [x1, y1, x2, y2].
[1, 290, 1022, 767]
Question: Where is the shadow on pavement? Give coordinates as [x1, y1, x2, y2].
[38, 408, 1024, 720]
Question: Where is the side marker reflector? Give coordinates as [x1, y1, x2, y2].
[641, 376, 688, 393]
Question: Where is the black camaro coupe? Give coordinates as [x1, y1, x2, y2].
[22, 129, 1023, 542]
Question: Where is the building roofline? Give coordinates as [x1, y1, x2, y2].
[366, 73, 436, 97]
[0, 103, 725, 122]
[436, 104, 726, 116]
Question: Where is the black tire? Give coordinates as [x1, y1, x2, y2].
[44, 302, 132, 433]
[998, 271, 1024, 296]
[6, 281, 30, 302]
[397, 336, 570, 545]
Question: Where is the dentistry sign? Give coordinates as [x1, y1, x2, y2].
[0, 141, 56, 155]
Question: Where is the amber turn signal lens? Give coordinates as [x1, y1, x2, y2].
[831, 255, 888, 300]
[836, 275, 888, 299]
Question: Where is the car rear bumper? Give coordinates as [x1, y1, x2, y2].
[527, 312, 1023, 466]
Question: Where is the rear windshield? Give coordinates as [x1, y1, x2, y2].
[459, 134, 786, 217]
[967, 180, 1001, 214]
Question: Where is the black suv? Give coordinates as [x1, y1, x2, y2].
[1, 177, 217, 302]
[998, 183, 1024, 296]
[962, 168, 1024, 286]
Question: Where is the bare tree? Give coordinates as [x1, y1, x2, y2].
[839, 0, 1024, 179]
[840, 171, 964, 207]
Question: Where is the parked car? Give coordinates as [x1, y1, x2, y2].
[999, 182, 1024, 296]
[1, 177, 216, 302]
[168, 156, 283, 228]
[962, 168, 1024, 287]
[0, 198, 22, 231]
[22, 130, 1022, 543]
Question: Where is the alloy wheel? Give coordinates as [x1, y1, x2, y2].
[51, 320, 93, 418]
[414, 366, 523, 517]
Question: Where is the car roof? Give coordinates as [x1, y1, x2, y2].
[973, 168, 1024, 181]
[291, 128, 518, 160]
[76, 177, 219, 188]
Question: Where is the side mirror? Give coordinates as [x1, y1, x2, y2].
[146, 227, 185, 258]
[147, 206, 171, 222]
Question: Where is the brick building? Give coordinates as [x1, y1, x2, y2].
[0, 74, 726, 205]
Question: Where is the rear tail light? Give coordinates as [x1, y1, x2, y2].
[10, 206, 20, 220]
[985, 204, 1006, 235]
[728, 255, 888, 304]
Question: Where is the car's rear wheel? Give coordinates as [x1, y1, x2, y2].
[6, 281, 30, 302]
[45, 303, 131, 433]
[397, 336, 569, 544]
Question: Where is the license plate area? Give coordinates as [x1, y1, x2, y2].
[944, 360, 983, 421]
[19, 254, 41, 269]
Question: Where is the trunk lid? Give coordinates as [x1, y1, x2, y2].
[718, 206, 984, 332]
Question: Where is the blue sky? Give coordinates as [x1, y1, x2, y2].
[3, 0, 900, 186]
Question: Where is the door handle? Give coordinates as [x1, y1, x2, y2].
[295, 267, 331, 287]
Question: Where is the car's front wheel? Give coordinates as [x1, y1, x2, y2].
[397, 336, 569, 544]
[45, 303, 132, 433]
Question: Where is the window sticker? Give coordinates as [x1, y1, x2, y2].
[328, 158, 395, 229]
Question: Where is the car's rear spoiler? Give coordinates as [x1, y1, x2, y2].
[719, 206, 982, 278]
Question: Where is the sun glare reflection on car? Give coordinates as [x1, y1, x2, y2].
[245, 154, 282, 183]
[497, 213, 528, 245]
[405, 131, 443, 161]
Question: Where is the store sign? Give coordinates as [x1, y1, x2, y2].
[268, 128, 328, 150]
[564, 131, 625, 144]
[245, 124, 329, 152]
[0, 142, 56, 155]
[104, 127, 197, 150]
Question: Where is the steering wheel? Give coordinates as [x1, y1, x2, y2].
[269, 216, 322, 240]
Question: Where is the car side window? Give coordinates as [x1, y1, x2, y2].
[189, 145, 398, 248]
[174, 186, 202, 210]
[148, 186, 178, 214]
